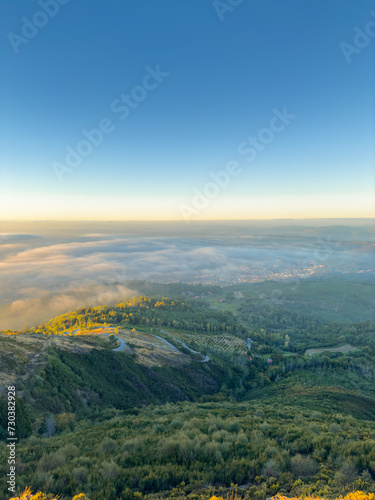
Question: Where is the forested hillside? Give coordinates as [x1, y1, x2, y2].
[31, 296, 247, 337]
[1, 400, 375, 500]
[0, 292, 374, 499]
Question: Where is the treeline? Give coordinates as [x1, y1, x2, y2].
[32, 297, 247, 336]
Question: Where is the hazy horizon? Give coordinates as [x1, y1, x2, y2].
[1, 219, 374, 331]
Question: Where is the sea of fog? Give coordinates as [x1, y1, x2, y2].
[0, 220, 374, 330]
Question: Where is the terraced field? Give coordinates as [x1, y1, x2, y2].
[158, 330, 248, 354]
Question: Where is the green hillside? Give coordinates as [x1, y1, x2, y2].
[217, 278, 375, 323]
[1, 399, 374, 500]
[0, 294, 374, 499]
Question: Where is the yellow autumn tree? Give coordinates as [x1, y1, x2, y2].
[208, 493, 375, 500]
[10, 488, 90, 500]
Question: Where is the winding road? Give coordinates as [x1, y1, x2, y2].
[158, 330, 210, 362]
[61, 329, 127, 352]
[61, 328, 209, 361]
[100, 332, 127, 352]
[108, 329, 209, 361]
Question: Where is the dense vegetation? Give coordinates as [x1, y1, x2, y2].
[32, 297, 247, 337]
[237, 301, 375, 353]
[17, 347, 238, 421]
[1, 400, 374, 500]
[0, 284, 374, 500]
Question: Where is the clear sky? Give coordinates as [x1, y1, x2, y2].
[0, 0, 374, 220]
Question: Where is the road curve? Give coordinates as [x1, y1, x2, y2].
[151, 334, 180, 352]
[61, 330, 127, 352]
[157, 330, 210, 362]
[100, 331, 127, 352]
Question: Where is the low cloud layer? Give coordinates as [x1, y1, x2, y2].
[0, 221, 374, 330]
[0, 283, 136, 331]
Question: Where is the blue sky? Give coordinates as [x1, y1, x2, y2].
[0, 0, 374, 220]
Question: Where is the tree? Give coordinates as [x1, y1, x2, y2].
[39, 413, 56, 437]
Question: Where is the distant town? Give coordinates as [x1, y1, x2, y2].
[149, 262, 374, 286]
